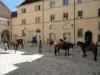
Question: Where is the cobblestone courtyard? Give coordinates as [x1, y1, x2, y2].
[0, 43, 100, 75]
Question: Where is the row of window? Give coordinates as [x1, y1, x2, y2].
[21, 0, 82, 13]
[21, 17, 41, 24]
[21, 4, 41, 13]
[50, 8, 100, 21]
[50, 0, 82, 8]
[21, 9, 100, 24]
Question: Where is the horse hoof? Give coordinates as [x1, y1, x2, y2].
[55, 54, 57, 56]
[83, 55, 87, 57]
[94, 59, 97, 61]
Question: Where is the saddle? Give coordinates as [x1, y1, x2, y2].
[61, 42, 68, 49]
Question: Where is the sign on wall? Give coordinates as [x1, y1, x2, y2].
[49, 25, 56, 30]
[63, 24, 73, 29]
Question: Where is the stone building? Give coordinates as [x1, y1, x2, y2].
[11, 0, 100, 44]
[0, 1, 11, 41]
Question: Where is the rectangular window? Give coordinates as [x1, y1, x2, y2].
[21, 8, 26, 13]
[63, 13, 68, 20]
[50, 15, 55, 21]
[98, 8, 100, 17]
[35, 5, 41, 11]
[8, 21, 9, 26]
[77, 29, 83, 37]
[50, 1, 55, 8]
[98, 34, 100, 42]
[99, 22, 100, 30]
[22, 19, 26, 24]
[63, 0, 68, 5]
[78, 11, 83, 18]
[77, 0, 82, 3]
[35, 17, 40, 23]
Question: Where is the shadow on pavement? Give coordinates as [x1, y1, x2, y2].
[4, 55, 100, 75]
[0, 52, 9, 54]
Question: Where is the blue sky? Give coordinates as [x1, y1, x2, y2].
[1, 0, 24, 11]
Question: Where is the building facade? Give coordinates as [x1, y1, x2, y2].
[11, 0, 100, 44]
[0, 1, 11, 41]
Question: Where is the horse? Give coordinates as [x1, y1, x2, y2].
[8, 41, 18, 53]
[54, 40, 74, 56]
[3, 40, 18, 53]
[32, 37, 37, 46]
[16, 39, 24, 49]
[49, 39, 54, 47]
[77, 41, 98, 61]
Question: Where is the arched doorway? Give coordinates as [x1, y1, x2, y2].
[1, 30, 10, 41]
[85, 31, 92, 45]
[35, 28, 41, 44]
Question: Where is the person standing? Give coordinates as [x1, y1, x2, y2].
[39, 40, 42, 53]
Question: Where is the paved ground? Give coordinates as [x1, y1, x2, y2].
[0, 43, 100, 75]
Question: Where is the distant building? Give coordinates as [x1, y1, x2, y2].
[11, 0, 100, 44]
[0, 1, 11, 41]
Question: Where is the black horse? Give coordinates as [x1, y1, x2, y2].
[54, 41, 74, 56]
[16, 39, 24, 49]
[32, 36, 37, 46]
[77, 41, 98, 61]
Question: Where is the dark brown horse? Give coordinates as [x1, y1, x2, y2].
[54, 41, 73, 56]
[77, 41, 98, 61]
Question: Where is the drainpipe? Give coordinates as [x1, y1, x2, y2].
[74, 0, 76, 44]
[42, 0, 44, 42]
[10, 18, 12, 41]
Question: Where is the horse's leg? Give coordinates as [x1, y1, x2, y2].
[13, 44, 15, 50]
[31, 42, 32, 46]
[22, 44, 24, 49]
[54, 47, 57, 56]
[65, 50, 67, 56]
[15, 49, 16, 53]
[35, 42, 36, 46]
[50, 44, 51, 47]
[5, 44, 7, 51]
[84, 49, 87, 57]
[16, 44, 18, 50]
[15, 44, 18, 53]
[49, 44, 51, 52]
[92, 48, 98, 61]
[21, 44, 24, 49]
[94, 49, 98, 61]
[5, 47, 7, 51]
[68, 49, 70, 56]
[81, 47, 86, 57]
[58, 48, 61, 56]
